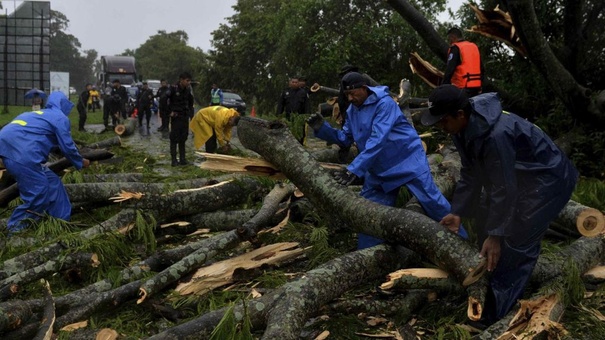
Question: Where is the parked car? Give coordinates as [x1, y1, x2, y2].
[69, 87, 76, 95]
[221, 91, 246, 115]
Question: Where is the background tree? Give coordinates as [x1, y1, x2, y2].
[49, 10, 96, 91]
[128, 30, 208, 102]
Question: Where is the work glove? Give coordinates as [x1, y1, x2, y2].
[333, 169, 358, 186]
[306, 113, 324, 131]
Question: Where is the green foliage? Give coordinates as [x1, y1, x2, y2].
[572, 177, 605, 211]
[210, 300, 254, 340]
[132, 209, 157, 253]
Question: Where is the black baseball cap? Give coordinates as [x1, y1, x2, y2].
[421, 85, 469, 126]
[341, 72, 366, 91]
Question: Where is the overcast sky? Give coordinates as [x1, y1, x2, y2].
[7, 0, 464, 56]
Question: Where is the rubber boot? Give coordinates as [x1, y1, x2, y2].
[170, 142, 178, 167]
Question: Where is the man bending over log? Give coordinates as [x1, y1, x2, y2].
[0, 91, 90, 233]
[306, 72, 467, 249]
[421, 84, 578, 326]
[189, 106, 240, 154]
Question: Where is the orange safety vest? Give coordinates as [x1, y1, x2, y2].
[449, 41, 482, 89]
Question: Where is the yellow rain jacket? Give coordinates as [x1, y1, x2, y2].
[189, 106, 239, 150]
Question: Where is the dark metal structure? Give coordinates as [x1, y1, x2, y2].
[0, 1, 51, 109]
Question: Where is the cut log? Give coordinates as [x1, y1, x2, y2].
[114, 117, 137, 136]
[83, 136, 122, 149]
[554, 200, 605, 237]
[235, 117, 486, 286]
[175, 242, 305, 296]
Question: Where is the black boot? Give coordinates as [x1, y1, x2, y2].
[178, 141, 188, 165]
[170, 142, 178, 167]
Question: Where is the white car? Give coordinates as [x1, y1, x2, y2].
[69, 87, 76, 95]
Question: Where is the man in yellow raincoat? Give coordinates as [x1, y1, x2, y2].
[189, 106, 240, 153]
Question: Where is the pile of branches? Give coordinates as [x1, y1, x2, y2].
[0, 119, 604, 339]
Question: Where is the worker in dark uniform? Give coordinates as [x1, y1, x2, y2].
[277, 76, 309, 144]
[156, 79, 170, 132]
[137, 81, 154, 130]
[77, 83, 91, 131]
[167, 72, 194, 166]
[108, 79, 128, 124]
[442, 27, 483, 97]
[422, 84, 578, 326]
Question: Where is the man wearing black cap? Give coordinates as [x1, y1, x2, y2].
[307, 73, 467, 249]
[422, 84, 578, 325]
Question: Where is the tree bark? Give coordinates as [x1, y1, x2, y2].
[0, 253, 98, 301]
[385, 0, 450, 62]
[0, 300, 32, 333]
[65, 178, 217, 204]
[0, 209, 137, 280]
[148, 244, 415, 340]
[236, 117, 486, 286]
[83, 136, 121, 149]
[325, 290, 428, 317]
[138, 182, 293, 303]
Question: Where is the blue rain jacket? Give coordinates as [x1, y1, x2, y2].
[450, 92, 578, 239]
[315, 86, 429, 192]
[0, 92, 83, 231]
[0, 91, 83, 169]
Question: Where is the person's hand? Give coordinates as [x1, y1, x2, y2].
[82, 158, 90, 168]
[480, 235, 502, 272]
[218, 144, 231, 154]
[439, 213, 461, 233]
[170, 111, 177, 117]
[306, 113, 324, 131]
[333, 169, 358, 186]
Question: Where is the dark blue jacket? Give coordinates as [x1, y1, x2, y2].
[0, 91, 83, 169]
[315, 85, 429, 193]
[451, 92, 578, 237]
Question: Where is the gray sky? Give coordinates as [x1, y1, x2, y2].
[6, 0, 238, 55]
[7, 0, 464, 56]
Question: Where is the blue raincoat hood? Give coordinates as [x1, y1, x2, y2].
[45, 91, 74, 116]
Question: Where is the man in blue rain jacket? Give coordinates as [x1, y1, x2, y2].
[422, 85, 578, 325]
[0, 91, 90, 232]
[307, 72, 467, 249]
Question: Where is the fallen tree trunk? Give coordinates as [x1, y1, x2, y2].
[236, 117, 485, 286]
[0, 253, 99, 301]
[65, 178, 217, 204]
[148, 244, 416, 340]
